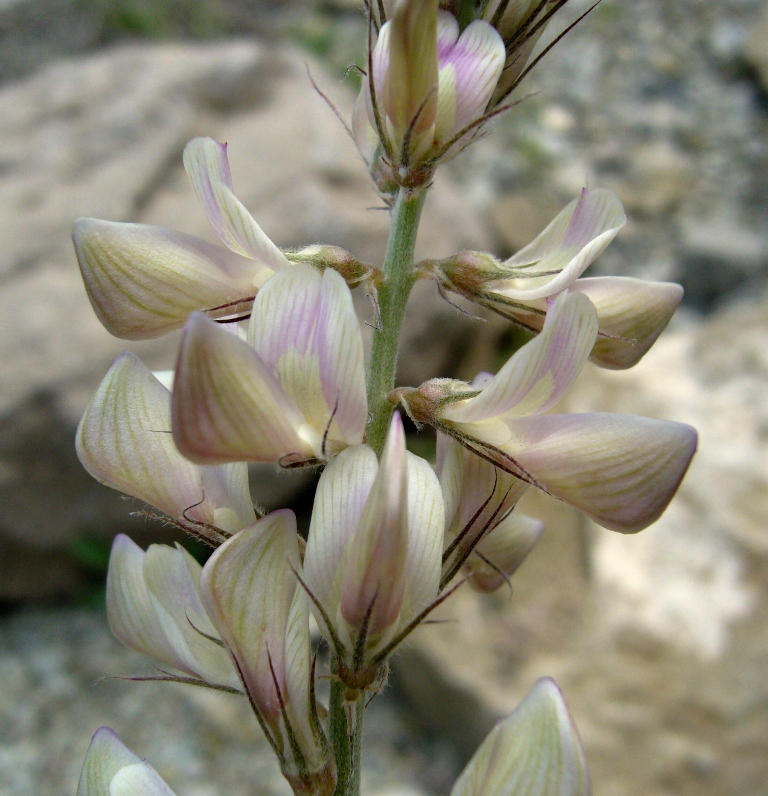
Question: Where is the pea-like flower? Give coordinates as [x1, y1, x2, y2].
[395, 291, 697, 533]
[76, 350, 256, 544]
[73, 137, 371, 340]
[77, 727, 178, 796]
[354, 0, 505, 174]
[171, 263, 367, 467]
[425, 188, 683, 369]
[302, 413, 445, 690]
[450, 677, 590, 796]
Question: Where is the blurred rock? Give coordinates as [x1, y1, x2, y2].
[394, 294, 768, 795]
[0, 608, 441, 796]
[0, 40, 491, 599]
[745, 2, 768, 90]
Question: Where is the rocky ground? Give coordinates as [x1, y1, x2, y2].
[3, 1, 768, 794]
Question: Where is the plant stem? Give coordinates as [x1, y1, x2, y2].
[328, 659, 367, 796]
[366, 187, 427, 456]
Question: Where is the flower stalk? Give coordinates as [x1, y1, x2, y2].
[366, 187, 427, 455]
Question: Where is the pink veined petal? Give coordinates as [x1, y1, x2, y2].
[73, 218, 260, 340]
[450, 678, 590, 796]
[496, 188, 626, 301]
[249, 265, 367, 451]
[76, 352, 216, 527]
[495, 412, 698, 533]
[400, 450, 445, 624]
[571, 277, 684, 370]
[303, 445, 379, 623]
[340, 414, 409, 640]
[368, 21, 392, 132]
[199, 511, 301, 727]
[172, 312, 310, 465]
[443, 292, 598, 423]
[439, 20, 505, 141]
[183, 137, 290, 270]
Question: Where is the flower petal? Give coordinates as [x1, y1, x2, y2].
[436, 20, 505, 143]
[469, 512, 543, 592]
[400, 450, 445, 624]
[105, 535, 189, 675]
[572, 277, 684, 369]
[450, 678, 589, 796]
[143, 544, 240, 689]
[248, 265, 367, 453]
[304, 445, 379, 621]
[199, 510, 302, 727]
[109, 762, 178, 796]
[73, 218, 260, 340]
[340, 414, 409, 640]
[172, 312, 310, 464]
[487, 412, 698, 533]
[183, 137, 290, 270]
[77, 728, 141, 796]
[76, 352, 225, 527]
[443, 292, 598, 423]
[496, 189, 626, 300]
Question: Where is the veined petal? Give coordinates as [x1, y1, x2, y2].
[436, 20, 505, 143]
[400, 450, 444, 624]
[572, 277, 684, 369]
[201, 462, 257, 533]
[283, 588, 322, 765]
[340, 414, 409, 640]
[172, 312, 311, 465]
[183, 137, 290, 270]
[483, 0, 540, 39]
[352, 87, 380, 166]
[496, 189, 626, 300]
[109, 763, 177, 796]
[248, 265, 367, 454]
[487, 412, 697, 533]
[383, 0, 439, 158]
[199, 511, 301, 727]
[77, 728, 141, 796]
[443, 292, 598, 423]
[304, 445, 379, 621]
[450, 678, 589, 796]
[73, 219, 261, 340]
[469, 512, 543, 592]
[143, 544, 240, 689]
[105, 535, 192, 676]
[77, 352, 223, 527]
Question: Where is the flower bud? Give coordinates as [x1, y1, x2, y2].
[450, 678, 590, 796]
[285, 245, 382, 288]
[303, 414, 444, 687]
[77, 727, 177, 796]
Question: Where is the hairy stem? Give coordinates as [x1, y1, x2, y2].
[329, 658, 367, 796]
[366, 188, 427, 455]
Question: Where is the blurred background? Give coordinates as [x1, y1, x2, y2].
[2, 0, 768, 794]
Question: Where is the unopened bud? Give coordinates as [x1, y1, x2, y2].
[286, 245, 382, 287]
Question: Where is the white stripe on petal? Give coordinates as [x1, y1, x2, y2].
[496, 189, 626, 300]
[400, 450, 444, 624]
[77, 728, 142, 796]
[183, 137, 289, 270]
[497, 412, 697, 533]
[304, 445, 379, 621]
[450, 678, 590, 796]
[73, 218, 260, 340]
[444, 292, 598, 423]
[172, 312, 310, 464]
[109, 762, 178, 796]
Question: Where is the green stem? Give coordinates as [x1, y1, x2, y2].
[328, 659, 367, 796]
[366, 188, 427, 456]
